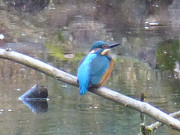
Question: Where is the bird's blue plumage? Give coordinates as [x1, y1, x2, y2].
[90, 55, 110, 85]
[77, 53, 97, 95]
[77, 49, 111, 95]
[77, 41, 119, 95]
[90, 41, 109, 51]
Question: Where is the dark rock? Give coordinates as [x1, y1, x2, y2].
[19, 84, 48, 100]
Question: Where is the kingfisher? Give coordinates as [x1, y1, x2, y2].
[77, 41, 120, 95]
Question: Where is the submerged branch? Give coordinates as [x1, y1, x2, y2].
[0, 48, 180, 131]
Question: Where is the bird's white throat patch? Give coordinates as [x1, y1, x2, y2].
[101, 49, 110, 55]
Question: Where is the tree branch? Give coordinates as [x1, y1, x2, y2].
[0, 48, 180, 131]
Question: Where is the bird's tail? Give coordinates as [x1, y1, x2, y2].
[79, 86, 88, 95]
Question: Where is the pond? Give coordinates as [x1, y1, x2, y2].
[0, 0, 180, 135]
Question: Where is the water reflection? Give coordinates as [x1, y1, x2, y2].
[0, 0, 180, 135]
[19, 84, 48, 113]
[20, 100, 48, 113]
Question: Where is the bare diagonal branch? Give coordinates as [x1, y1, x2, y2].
[0, 48, 180, 131]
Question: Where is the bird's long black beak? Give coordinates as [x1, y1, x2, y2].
[109, 43, 121, 48]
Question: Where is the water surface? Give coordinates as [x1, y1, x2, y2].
[0, 0, 180, 135]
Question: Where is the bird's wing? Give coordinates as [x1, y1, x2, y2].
[77, 54, 97, 95]
[90, 55, 110, 85]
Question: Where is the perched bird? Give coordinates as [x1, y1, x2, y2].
[77, 41, 120, 95]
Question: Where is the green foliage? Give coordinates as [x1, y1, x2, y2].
[74, 53, 85, 61]
[46, 43, 65, 60]
[140, 124, 152, 135]
[115, 57, 123, 63]
[45, 43, 84, 61]
[156, 39, 180, 71]
[57, 31, 64, 43]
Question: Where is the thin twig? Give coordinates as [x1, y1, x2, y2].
[144, 110, 180, 133]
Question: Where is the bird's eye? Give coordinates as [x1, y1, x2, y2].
[102, 45, 108, 48]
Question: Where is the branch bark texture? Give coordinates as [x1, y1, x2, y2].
[0, 48, 180, 131]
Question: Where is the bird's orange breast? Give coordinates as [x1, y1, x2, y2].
[97, 59, 114, 87]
